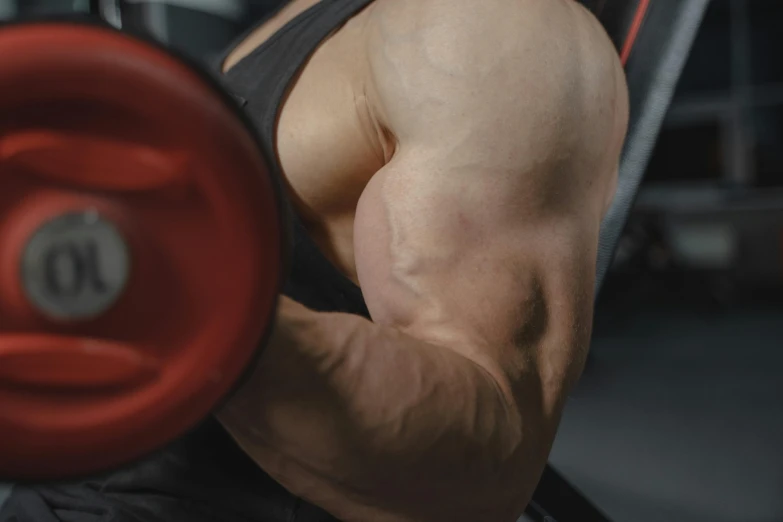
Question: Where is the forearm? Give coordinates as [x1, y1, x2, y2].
[217, 298, 544, 520]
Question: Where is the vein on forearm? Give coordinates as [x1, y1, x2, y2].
[222, 309, 530, 492]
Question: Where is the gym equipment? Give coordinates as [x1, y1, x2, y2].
[0, 19, 286, 480]
[525, 1, 711, 521]
[90, 0, 250, 61]
[0, 0, 711, 520]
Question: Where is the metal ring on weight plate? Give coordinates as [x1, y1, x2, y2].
[20, 210, 131, 322]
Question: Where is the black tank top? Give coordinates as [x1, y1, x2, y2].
[124, 0, 376, 517]
[0, 2, 374, 522]
[216, 0, 373, 319]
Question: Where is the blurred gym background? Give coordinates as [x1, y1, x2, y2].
[0, 1, 782, 521]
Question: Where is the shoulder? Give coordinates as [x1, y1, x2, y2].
[362, 0, 628, 180]
[362, 0, 626, 128]
[363, 0, 620, 73]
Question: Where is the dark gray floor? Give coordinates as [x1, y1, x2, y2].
[0, 486, 8, 510]
[550, 303, 783, 522]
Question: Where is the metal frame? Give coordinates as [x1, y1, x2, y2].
[0, 0, 16, 19]
[89, 0, 123, 27]
[90, 0, 167, 38]
[524, 467, 612, 522]
[528, 1, 711, 520]
[595, 0, 712, 292]
[646, 0, 783, 207]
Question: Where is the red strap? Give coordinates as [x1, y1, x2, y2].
[620, 0, 651, 66]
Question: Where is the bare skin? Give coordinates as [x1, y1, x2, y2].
[218, 0, 629, 521]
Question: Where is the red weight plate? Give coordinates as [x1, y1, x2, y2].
[0, 21, 285, 480]
[0, 335, 159, 389]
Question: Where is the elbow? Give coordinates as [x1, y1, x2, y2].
[456, 378, 551, 520]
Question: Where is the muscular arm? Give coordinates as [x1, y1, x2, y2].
[219, 1, 628, 520]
